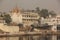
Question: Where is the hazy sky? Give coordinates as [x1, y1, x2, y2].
[0, 0, 60, 14]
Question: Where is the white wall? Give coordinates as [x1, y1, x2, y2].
[0, 23, 19, 33]
[11, 12, 22, 24]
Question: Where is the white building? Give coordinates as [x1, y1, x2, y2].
[10, 7, 22, 24]
[41, 17, 57, 40]
[41, 15, 60, 25]
[41, 17, 56, 25]
[40, 15, 60, 40]
[22, 11, 39, 26]
[10, 7, 39, 26]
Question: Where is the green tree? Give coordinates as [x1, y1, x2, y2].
[18, 23, 23, 31]
[36, 7, 41, 24]
[49, 11, 56, 17]
[40, 9, 49, 18]
[4, 14, 12, 25]
[36, 7, 40, 13]
[36, 7, 41, 16]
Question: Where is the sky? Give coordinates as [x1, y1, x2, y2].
[0, 0, 60, 14]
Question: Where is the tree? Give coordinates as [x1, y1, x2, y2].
[49, 11, 56, 17]
[35, 7, 41, 16]
[36, 7, 41, 24]
[40, 9, 49, 18]
[18, 23, 23, 27]
[4, 14, 12, 25]
[36, 7, 40, 13]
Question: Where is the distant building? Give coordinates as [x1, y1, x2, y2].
[40, 16, 58, 40]
[10, 7, 22, 25]
[22, 11, 39, 26]
[10, 7, 39, 26]
[56, 15, 60, 25]
[41, 17, 56, 25]
[41, 15, 60, 25]
[40, 16, 58, 31]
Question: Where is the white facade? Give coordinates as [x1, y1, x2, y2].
[11, 12, 22, 24]
[10, 7, 39, 26]
[56, 15, 60, 24]
[40, 17, 58, 31]
[0, 23, 19, 33]
[22, 12, 39, 26]
[41, 17, 57, 25]
[41, 15, 60, 25]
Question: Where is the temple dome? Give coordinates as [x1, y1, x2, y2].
[10, 6, 22, 13]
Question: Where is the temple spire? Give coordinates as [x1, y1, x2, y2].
[10, 0, 22, 13]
